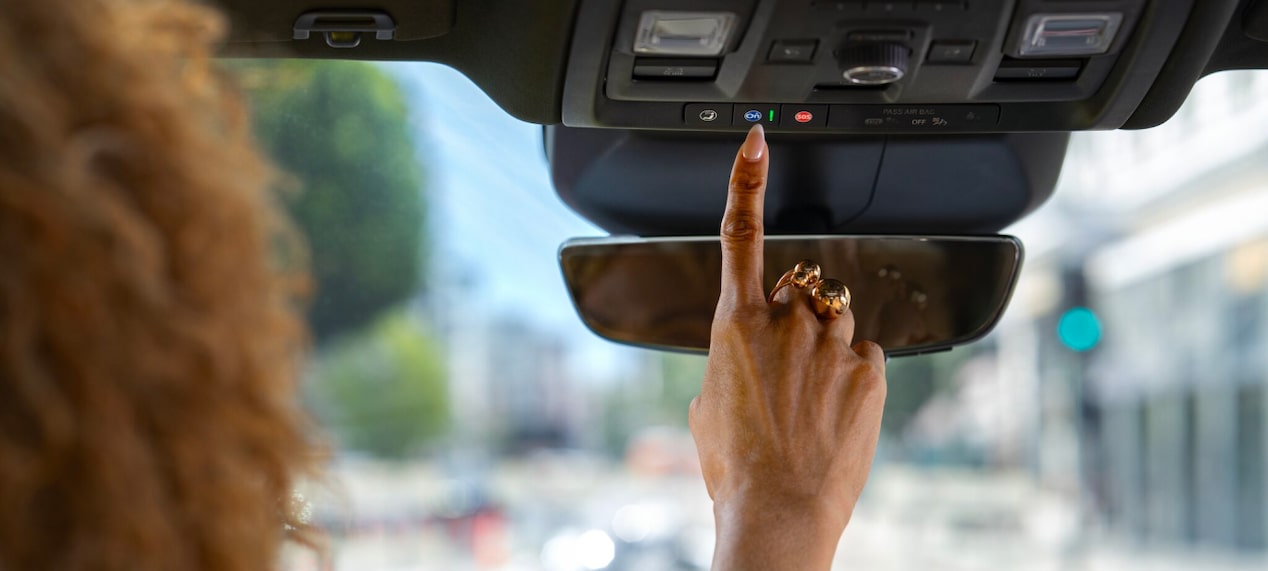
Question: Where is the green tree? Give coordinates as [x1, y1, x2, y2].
[306, 312, 449, 459]
[882, 356, 938, 438]
[234, 60, 426, 344]
[656, 353, 707, 425]
[599, 352, 705, 456]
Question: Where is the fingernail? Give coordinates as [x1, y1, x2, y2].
[741, 124, 765, 162]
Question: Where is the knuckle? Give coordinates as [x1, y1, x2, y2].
[712, 305, 743, 326]
[852, 362, 888, 397]
[713, 304, 763, 331]
[709, 311, 744, 340]
[854, 360, 879, 380]
[854, 340, 884, 361]
[720, 213, 761, 243]
[788, 310, 818, 342]
[730, 171, 766, 194]
[818, 333, 850, 358]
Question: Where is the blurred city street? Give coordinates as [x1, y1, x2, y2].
[290, 456, 1268, 571]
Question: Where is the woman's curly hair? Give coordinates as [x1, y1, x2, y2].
[0, 0, 316, 569]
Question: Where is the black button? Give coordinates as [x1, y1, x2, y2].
[768, 40, 818, 63]
[779, 104, 829, 128]
[827, 104, 1000, 130]
[927, 40, 976, 64]
[685, 103, 733, 127]
[632, 58, 718, 79]
[733, 104, 780, 126]
[994, 60, 1082, 81]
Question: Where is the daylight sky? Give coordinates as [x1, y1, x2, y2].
[389, 63, 648, 376]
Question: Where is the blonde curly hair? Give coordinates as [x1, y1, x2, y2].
[0, 0, 316, 569]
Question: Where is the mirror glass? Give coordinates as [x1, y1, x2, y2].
[560, 235, 1023, 357]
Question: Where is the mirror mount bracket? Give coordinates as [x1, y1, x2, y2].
[546, 126, 1068, 236]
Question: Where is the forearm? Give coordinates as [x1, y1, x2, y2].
[711, 496, 847, 571]
[695, 124, 887, 571]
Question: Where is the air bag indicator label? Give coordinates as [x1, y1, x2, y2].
[881, 107, 939, 116]
[829, 104, 1000, 131]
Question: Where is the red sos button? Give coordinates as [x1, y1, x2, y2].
[794, 110, 814, 123]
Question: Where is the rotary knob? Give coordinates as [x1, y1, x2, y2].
[837, 43, 910, 85]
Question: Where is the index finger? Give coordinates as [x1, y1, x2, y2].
[719, 124, 769, 308]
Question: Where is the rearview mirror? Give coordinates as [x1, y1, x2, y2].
[560, 235, 1023, 357]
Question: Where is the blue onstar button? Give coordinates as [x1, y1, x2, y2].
[743, 109, 762, 122]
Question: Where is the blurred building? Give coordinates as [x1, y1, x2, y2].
[429, 269, 592, 452]
[483, 318, 581, 450]
[999, 70, 1268, 553]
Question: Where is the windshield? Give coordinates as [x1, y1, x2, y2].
[231, 61, 1268, 570]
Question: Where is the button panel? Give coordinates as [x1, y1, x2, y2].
[683, 103, 1000, 131]
[565, 0, 1163, 133]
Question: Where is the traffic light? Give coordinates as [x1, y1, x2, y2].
[1057, 307, 1103, 352]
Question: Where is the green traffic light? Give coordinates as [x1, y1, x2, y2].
[1057, 307, 1102, 352]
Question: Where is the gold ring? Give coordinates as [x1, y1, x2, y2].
[766, 260, 821, 304]
[811, 279, 851, 320]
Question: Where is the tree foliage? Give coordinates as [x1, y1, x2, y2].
[234, 60, 426, 344]
[599, 353, 705, 455]
[306, 312, 450, 459]
[230, 61, 446, 458]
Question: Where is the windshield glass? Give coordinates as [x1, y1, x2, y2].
[230, 61, 1268, 570]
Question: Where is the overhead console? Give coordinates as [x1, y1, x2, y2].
[561, 0, 1195, 132]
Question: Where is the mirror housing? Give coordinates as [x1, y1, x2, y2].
[547, 127, 1068, 236]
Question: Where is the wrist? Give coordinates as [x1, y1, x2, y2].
[711, 494, 848, 571]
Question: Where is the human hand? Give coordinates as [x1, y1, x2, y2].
[689, 124, 888, 570]
[812, 242, 936, 349]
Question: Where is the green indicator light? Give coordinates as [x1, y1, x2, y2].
[769, 109, 775, 122]
[1057, 307, 1103, 352]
